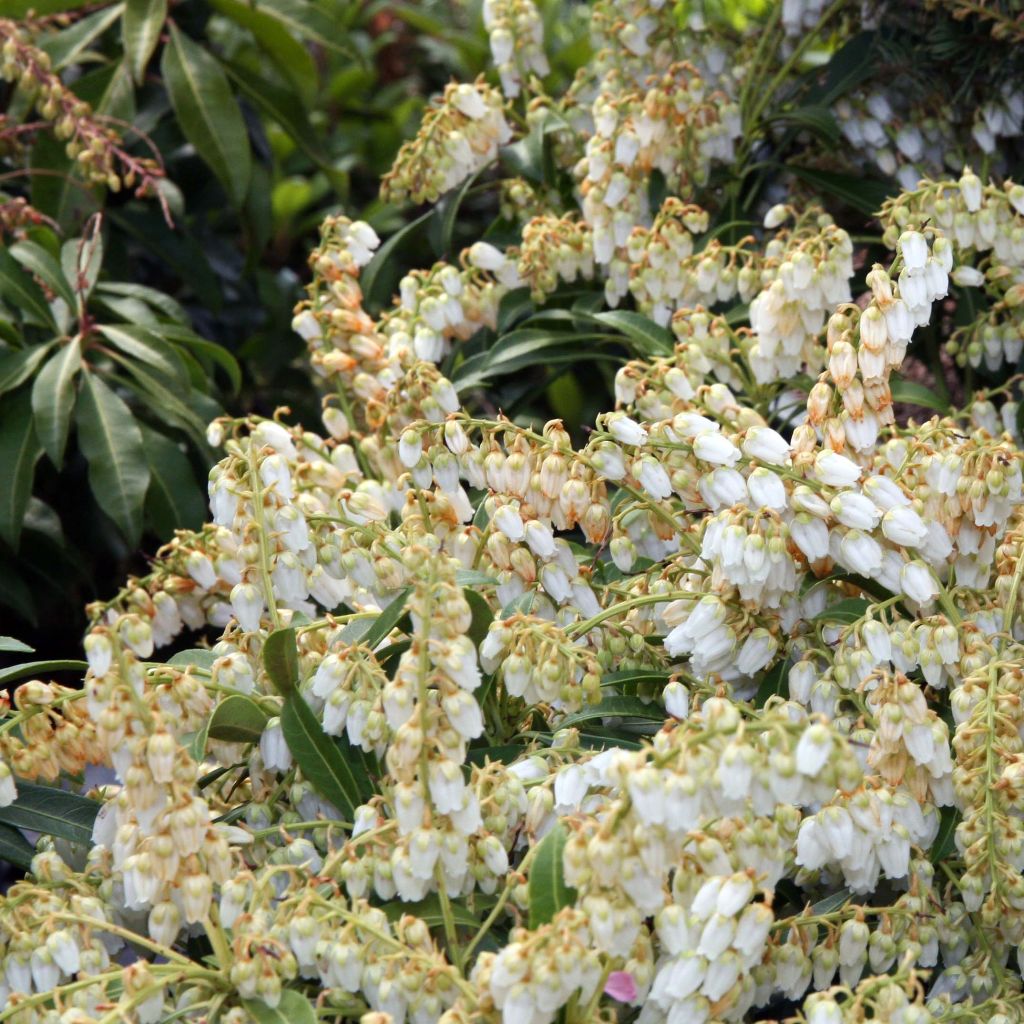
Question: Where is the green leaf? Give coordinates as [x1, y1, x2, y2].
[8, 241, 75, 309]
[167, 648, 216, 670]
[601, 670, 672, 691]
[0, 782, 100, 847]
[96, 324, 190, 388]
[76, 373, 150, 544]
[0, 822, 34, 870]
[361, 209, 433, 313]
[152, 324, 241, 393]
[754, 658, 789, 706]
[0, 344, 54, 397]
[528, 822, 576, 928]
[219, 56, 328, 167]
[31, 338, 82, 467]
[141, 427, 205, 536]
[61, 229, 104, 306]
[381, 893, 483, 929]
[557, 696, 665, 731]
[242, 992, 317, 1024]
[788, 165, 893, 217]
[813, 598, 872, 625]
[254, 0, 353, 53]
[280, 691, 363, 820]
[0, 249, 56, 328]
[40, 4, 123, 68]
[263, 628, 300, 695]
[454, 569, 499, 587]
[810, 888, 852, 916]
[890, 376, 950, 413]
[0, 660, 87, 687]
[208, 694, 270, 743]
[0, 388, 43, 549]
[765, 106, 840, 145]
[0, 637, 33, 653]
[123, 0, 167, 82]
[428, 168, 483, 259]
[465, 589, 494, 649]
[161, 25, 252, 207]
[591, 310, 675, 356]
[210, 0, 317, 102]
[341, 590, 412, 650]
[94, 282, 187, 324]
[931, 805, 960, 863]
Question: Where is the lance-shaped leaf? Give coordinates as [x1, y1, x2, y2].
[32, 338, 82, 467]
[0, 822, 34, 870]
[0, 782, 100, 847]
[263, 627, 300, 695]
[161, 24, 252, 207]
[76, 372, 150, 544]
[0, 389, 43, 548]
[528, 822, 576, 928]
[123, 0, 167, 82]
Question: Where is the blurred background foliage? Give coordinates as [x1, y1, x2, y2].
[0, 0, 1021, 657]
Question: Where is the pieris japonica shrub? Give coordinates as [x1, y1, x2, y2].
[2, 2, 1024, 1024]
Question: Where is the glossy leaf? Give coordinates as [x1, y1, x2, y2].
[0, 345, 53, 397]
[0, 822, 34, 870]
[208, 694, 270, 743]
[31, 338, 82, 467]
[40, 4, 123, 68]
[0, 782, 100, 847]
[0, 660, 87, 687]
[141, 427, 205, 536]
[97, 324, 190, 388]
[280, 690, 363, 821]
[813, 598, 872, 625]
[0, 249, 56, 328]
[0, 389, 43, 549]
[528, 822, 576, 929]
[76, 372, 150, 543]
[591, 310, 675, 356]
[123, 0, 167, 82]
[890, 376, 950, 413]
[161, 24, 252, 207]
[8, 241, 75, 309]
[263, 627, 300, 695]
[557, 696, 666, 731]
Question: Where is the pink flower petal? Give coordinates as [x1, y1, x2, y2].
[604, 970, 638, 1003]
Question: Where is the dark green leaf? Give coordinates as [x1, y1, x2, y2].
[242, 991, 317, 1024]
[40, 4, 123, 68]
[754, 658, 789, 706]
[8, 241, 75, 309]
[161, 25, 252, 207]
[0, 388, 43, 548]
[208, 694, 270, 743]
[97, 324, 190, 388]
[557, 696, 665, 731]
[591, 310, 675, 356]
[454, 569, 499, 587]
[94, 282, 187, 324]
[141, 427, 205, 536]
[788, 166, 893, 217]
[0, 637, 33, 653]
[0, 660, 86, 687]
[890, 376, 950, 413]
[210, 0, 317, 102]
[601, 670, 671, 691]
[381, 893, 482, 928]
[280, 690, 362, 820]
[497, 287, 532, 333]
[810, 888, 852, 915]
[465, 589, 494, 649]
[813, 598, 872, 625]
[528, 822, 575, 928]
[0, 782, 99, 847]
[254, 0, 353, 53]
[154, 324, 241, 393]
[76, 373, 150, 544]
[263, 628, 300, 695]
[0, 249, 56, 328]
[361, 210, 433, 313]
[765, 106, 840, 144]
[0, 822, 34, 870]
[931, 806, 960, 863]
[428, 168, 482, 259]
[31, 338, 82, 467]
[0, 345, 53, 397]
[220, 56, 328, 167]
[343, 590, 411, 650]
[123, 0, 167, 82]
